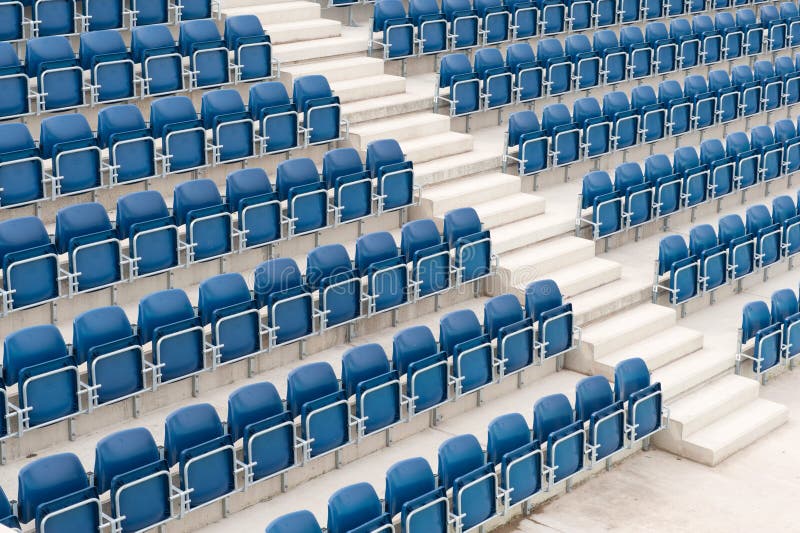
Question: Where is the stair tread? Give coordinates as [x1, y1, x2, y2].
[596, 326, 705, 371]
[350, 112, 450, 136]
[580, 303, 675, 345]
[668, 374, 760, 433]
[281, 56, 383, 77]
[500, 236, 595, 271]
[684, 398, 788, 449]
[653, 349, 734, 400]
[424, 172, 520, 202]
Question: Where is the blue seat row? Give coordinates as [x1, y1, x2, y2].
[0, 211, 493, 439]
[504, 56, 800, 179]
[655, 192, 800, 305]
[579, 118, 800, 240]
[0, 0, 218, 44]
[0, 17, 275, 119]
[266, 356, 665, 533]
[368, 0, 765, 61]
[739, 285, 800, 376]
[0, 145, 417, 315]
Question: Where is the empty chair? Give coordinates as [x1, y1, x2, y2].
[226, 167, 281, 248]
[293, 75, 344, 146]
[773, 194, 800, 258]
[575, 375, 625, 465]
[508, 0, 537, 38]
[327, 483, 389, 533]
[132, 24, 186, 96]
[385, 457, 448, 530]
[355, 230, 408, 314]
[287, 362, 351, 458]
[505, 110, 548, 176]
[615, 162, 653, 229]
[772, 287, 800, 362]
[26, 35, 85, 111]
[199, 272, 262, 364]
[175, 0, 215, 20]
[656, 234, 699, 304]
[56, 202, 124, 293]
[116, 191, 180, 277]
[94, 427, 175, 532]
[224, 14, 274, 82]
[437, 434, 497, 530]
[573, 97, 610, 158]
[343, 344, 402, 436]
[475, 0, 511, 44]
[0, 42, 31, 119]
[719, 213, 756, 280]
[365, 138, 415, 214]
[689, 224, 727, 293]
[671, 18, 700, 69]
[484, 294, 534, 376]
[0, 486, 19, 530]
[371, 0, 414, 59]
[565, 35, 600, 91]
[631, 85, 665, 143]
[614, 357, 663, 441]
[474, 47, 513, 110]
[580, 171, 623, 239]
[444, 207, 493, 284]
[401, 218, 451, 298]
[784, 2, 800, 47]
[0, 1, 26, 43]
[150, 96, 207, 173]
[726, 131, 759, 190]
[254, 257, 314, 346]
[138, 289, 206, 384]
[440, 308, 494, 395]
[276, 157, 330, 236]
[526, 279, 577, 360]
[593, 30, 627, 85]
[775, 56, 800, 106]
[0, 216, 60, 311]
[740, 300, 781, 374]
[693, 15, 722, 64]
[538, 38, 571, 95]
[506, 43, 543, 103]
[409, 0, 448, 55]
[201, 89, 256, 164]
[603, 92, 638, 151]
[487, 412, 541, 508]
[658, 80, 691, 137]
[33, 0, 77, 37]
[715, 12, 742, 60]
[533, 393, 584, 487]
[646, 22, 677, 74]
[18, 453, 102, 531]
[593, 0, 617, 26]
[164, 403, 238, 509]
[700, 138, 735, 199]
[620, 26, 651, 79]
[179, 19, 231, 88]
[267, 511, 323, 533]
[443, 0, 480, 49]
[392, 325, 449, 416]
[249, 81, 299, 155]
[322, 147, 372, 224]
[306, 244, 362, 329]
[645, 153, 681, 218]
[98, 105, 160, 185]
[436, 53, 480, 117]
[673, 146, 706, 208]
[79, 30, 135, 104]
[751, 125, 783, 183]
[82, 0, 126, 31]
[0, 123, 45, 208]
[173, 179, 233, 262]
[40, 114, 106, 196]
[732, 64, 761, 117]
[542, 103, 580, 166]
[227, 381, 297, 482]
[746, 204, 782, 270]
[754, 61, 783, 112]
[737, 8, 763, 56]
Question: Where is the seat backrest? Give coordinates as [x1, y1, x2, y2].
[131, 23, 176, 63]
[644, 153, 674, 183]
[754, 60, 775, 81]
[572, 97, 602, 126]
[505, 43, 536, 72]
[699, 138, 725, 165]
[575, 375, 614, 422]
[581, 171, 614, 209]
[750, 125, 775, 151]
[771, 288, 799, 324]
[688, 224, 718, 257]
[715, 12, 735, 30]
[508, 110, 540, 147]
[439, 53, 473, 87]
[306, 243, 352, 290]
[248, 81, 291, 119]
[137, 288, 195, 344]
[72, 305, 133, 365]
[658, 80, 683, 104]
[18, 453, 89, 523]
[54, 202, 113, 254]
[198, 272, 251, 324]
[772, 195, 797, 225]
[39, 114, 95, 159]
[327, 482, 383, 533]
[365, 139, 405, 178]
[775, 55, 794, 77]
[286, 361, 340, 419]
[97, 105, 148, 149]
[725, 131, 751, 156]
[173, 178, 223, 225]
[565, 34, 592, 57]
[620, 25, 645, 46]
[341, 344, 390, 397]
[322, 147, 363, 189]
[718, 214, 746, 244]
[409, 0, 441, 21]
[266, 510, 323, 533]
[774, 119, 797, 144]
[742, 300, 772, 342]
[602, 91, 630, 116]
[439, 309, 483, 355]
[355, 231, 398, 275]
[781, 1, 799, 18]
[614, 162, 645, 193]
[399, 219, 440, 261]
[483, 293, 524, 339]
[0, 216, 51, 267]
[486, 412, 531, 464]
[731, 64, 754, 85]
[645, 21, 669, 43]
[224, 14, 265, 49]
[437, 433, 485, 490]
[693, 14, 713, 34]
[79, 29, 128, 70]
[532, 393, 573, 442]
[593, 29, 619, 51]
[443, 207, 482, 248]
[536, 38, 564, 62]
[25, 35, 74, 77]
[225, 167, 273, 213]
[116, 190, 171, 240]
[673, 146, 700, 176]
[373, 0, 408, 32]
[736, 8, 756, 26]
[293, 75, 332, 112]
[0, 41, 21, 69]
[670, 18, 692, 38]
[658, 234, 690, 275]
[385, 457, 436, 517]
[760, 4, 780, 22]
[613, 357, 651, 402]
[707, 69, 731, 91]
[163, 403, 225, 466]
[94, 427, 160, 493]
[253, 257, 303, 306]
[524, 279, 563, 322]
[149, 95, 198, 139]
[631, 85, 657, 108]
[746, 204, 773, 235]
[275, 157, 320, 202]
[542, 103, 573, 134]
[474, 47, 505, 78]
[3, 324, 68, 386]
[226, 381, 284, 442]
[201, 89, 247, 129]
[0, 123, 36, 156]
[392, 325, 438, 373]
[179, 19, 223, 56]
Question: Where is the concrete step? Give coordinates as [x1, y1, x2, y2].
[579, 304, 677, 361]
[468, 193, 546, 229]
[223, 0, 289, 7]
[594, 326, 706, 380]
[350, 113, 452, 149]
[281, 56, 384, 85]
[331, 75, 406, 103]
[568, 277, 652, 327]
[550, 258, 623, 300]
[342, 92, 432, 123]
[500, 236, 597, 280]
[491, 211, 575, 255]
[413, 150, 503, 187]
[273, 35, 368, 63]
[654, 349, 734, 401]
[400, 132, 473, 165]
[263, 18, 342, 44]
[678, 398, 788, 465]
[227, 2, 321, 25]
[423, 173, 522, 216]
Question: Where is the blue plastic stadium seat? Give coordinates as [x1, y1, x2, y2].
[4, 325, 78, 429]
[385, 457, 447, 530]
[615, 162, 653, 229]
[276, 157, 329, 236]
[227, 382, 296, 482]
[575, 375, 624, 463]
[33, 0, 77, 37]
[355, 230, 408, 313]
[40, 114, 104, 196]
[173, 179, 232, 262]
[56, 202, 123, 293]
[657, 234, 698, 304]
[593, 0, 616, 27]
[253, 257, 314, 345]
[287, 361, 350, 458]
[94, 427, 173, 532]
[773, 194, 800, 258]
[266, 510, 323, 533]
[175, 0, 214, 20]
[537, 38, 571, 95]
[26, 35, 84, 111]
[138, 288, 206, 383]
[484, 294, 533, 375]
[732, 64, 761, 117]
[542, 103, 580, 166]
[294, 75, 342, 145]
[620, 26, 652, 79]
[689, 224, 727, 292]
[372, 0, 414, 59]
[83, 0, 125, 31]
[401, 218, 450, 298]
[79, 30, 135, 104]
[18, 453, 100, 531]
[475, 0, 511, 44]
[693, 15, 721, 64]
[708, 70, 738, 123]
[646, 22, 677, 74]
[0, 486, 19, 529]
[437, 434, 497, 530]
[0, 216, 60, 311]
[306, 243, 361, 329]
[658, 80, 691, 137]
[506, 43, 543, 103]
[773, 288, 800, 362]
[0, 42, 30, 119]
[750, 125, 782, 183]
[409, 0, 448, 55]
[505, 110, 548, 175]
[754, 61, 783, 112]
[440, 308, 493, 395]
[443, 0, 479, 49]
[444, 206, 492, 283]
[581, 171, 622, 239]
[0, 123, 45, 208]
[719, 213, 755, 279]
[746, 204, 782, 269]
[226, 167, 281, 248]
[614, 357, 662, 441]
[365, 138, 415, 213]
[741, 300, 778, 373]
[565, 35, 600, 90]
[224, 15, 273, 81]
[164, 403, 237, 509]
[249, 81, 299, 154]
[573, 97, 610, 158]
[0, 1, 26, 43]
[737, 8, 763, 56]
[199, 272, 261, 363]
[179, 19, 230, 88]
[602, 92, 638, 151]
[671, 18, 699, 69]
[474, 47, 513, 110]
[437, 53, 480, 116]
[673, 146, 705, 208]
[593, 30, 626, 85]
[700, 138, 734, 199]
[201, 89, 255, 164]
[645, 153, 681, 218]
[98, 105, 159, 185]
[116, 190, 179, 277]
[533, 393, 584, 486]
[322, 147, 372, 223]
[133, 0, 169, 25]
[715, 12, 742, 59]
[150, 95, 207, 173]
[392, 325, 449, 415]
[132, 24, 185, 96]
[327, 483, 389, 533]
[631, 85, 665, 143]
[487, 412, 541, 507]
[784, 2, 800, 47]
[525, 279, 576, 359]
